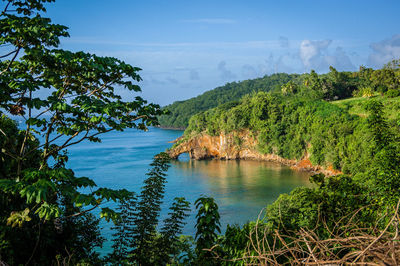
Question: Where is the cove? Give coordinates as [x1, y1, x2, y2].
[65, 127, 311, 253]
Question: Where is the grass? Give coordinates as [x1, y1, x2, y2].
[332, 95, 400, 120]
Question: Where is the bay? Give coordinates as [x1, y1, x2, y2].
[66, 127, 311, 254]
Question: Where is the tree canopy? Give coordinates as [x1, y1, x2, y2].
[0, 0, 168, 263]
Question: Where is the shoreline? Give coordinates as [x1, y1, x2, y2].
[167, 131, 342, 177]
[173, 150, 341, 177]
[156, 125, 186, 131]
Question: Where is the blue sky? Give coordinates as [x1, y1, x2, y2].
[45, 0, 400, 105]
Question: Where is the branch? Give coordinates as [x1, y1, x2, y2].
[0, 49, 18, 59]
[59, 131, 84, 149]
[301, 229, 319, 264]
[25, 222, 41, 266]
[17, 91, 32, 176]
[41, 113, 59, 167]
[0, 46, 21, 75]
[1, 0, 12, 15]
[63, 203, 101, 219]
[60, 129, 110, 149]
[23, 133, 64, 159]
[40, 130, 81, 167]
[352, 198, 400, 263]
[0, 128, 8, 139]
[33, 107, 51, 119]
[19, 91, 32, 157]
[0, 127, 20, 160]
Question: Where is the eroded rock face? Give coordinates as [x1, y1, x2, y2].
[169, 130, 250, 159]
[168, 130, 342, 176]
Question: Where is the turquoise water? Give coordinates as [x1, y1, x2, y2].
[66, 127, 311, 253]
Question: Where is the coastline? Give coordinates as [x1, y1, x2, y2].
[167, 131, 342, 177]
[156, 125, 186, 131]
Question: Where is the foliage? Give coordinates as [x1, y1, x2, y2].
[195, 196, 221, 264]
[386, 88, 400, 98]
[106, 153, 191, 265]
[159, 62, 400, 129]
[158, 197, 191, 263]
[130, 152, 170, 264]
[359, 100, 400, 202]
[106, 193, 136, 265]
[158, 73, 298, 128]
[0, 0, 164, 264]
[184, 92, 373, 173]
[2, 2, 400, 264]
[200, 96, 400, 264]
[172, 62, 400, 264]
[227, 204, 400, 264]
[332, 94, 400, 121]
[301, 67, 359, 101]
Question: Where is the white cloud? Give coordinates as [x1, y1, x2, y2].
[367, 34, 400, 68]
[331, 47, 355, 71]
[298, 39, 356, 72]
[300, 39, 332, 69]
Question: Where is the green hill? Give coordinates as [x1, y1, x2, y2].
[159, 62, 400, 129]
[332, 95, 400, 120]
[158, 73, 299, 128]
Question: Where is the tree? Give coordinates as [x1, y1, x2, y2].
[195, 196, 221, 265]
[158, 197, 191, 263]
[130, 152, 170, 264]
[0, 0, 164, 221]
[0, 0, 164, 263]
[107, 193, 136, 265]
[107, 153, 191, 265]
[281, 80, 298, 95]
[363, 100, 400, 202]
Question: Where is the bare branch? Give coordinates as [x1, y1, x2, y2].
[1, 0, 12, 15]
[0, 46, 21, 75]
[0, 49, 18, 59]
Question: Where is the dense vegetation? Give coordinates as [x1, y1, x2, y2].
[203, 98, 400, 264]
[160, 63, 400, 129]
[0, 1, 195, 264]
[172, 60, 400, 263]
[158, 73, 299, 128]
[1, 0, 400, 264]
[185, 93, 399, 172]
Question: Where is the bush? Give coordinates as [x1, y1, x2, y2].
[386, 88, 400, 98]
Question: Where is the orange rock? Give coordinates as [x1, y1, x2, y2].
[167, 130, 341, 176]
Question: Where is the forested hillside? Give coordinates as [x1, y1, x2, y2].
[158, 73, 298, 128]
[167, 62, 400, 264]
[178, 62, 400, 173]
[159, 63, 400, 128]
[182, 92, 399, 173]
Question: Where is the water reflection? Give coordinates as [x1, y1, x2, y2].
[66, 128, 313, 251]
[170, 157, 312, 225]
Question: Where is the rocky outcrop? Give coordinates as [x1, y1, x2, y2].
[168, 130, 341, 176]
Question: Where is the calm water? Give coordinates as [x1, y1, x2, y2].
[66, 127, 311, 254]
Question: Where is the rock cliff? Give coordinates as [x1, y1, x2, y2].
[168, 130, 341, 176]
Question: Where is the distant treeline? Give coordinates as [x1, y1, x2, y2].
[159, 62, 400, 128]
[158, 73, 298, 128]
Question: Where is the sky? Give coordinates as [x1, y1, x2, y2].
[44, 0, 400, 106]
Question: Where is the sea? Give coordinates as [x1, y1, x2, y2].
[65, 126, 311, 254]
